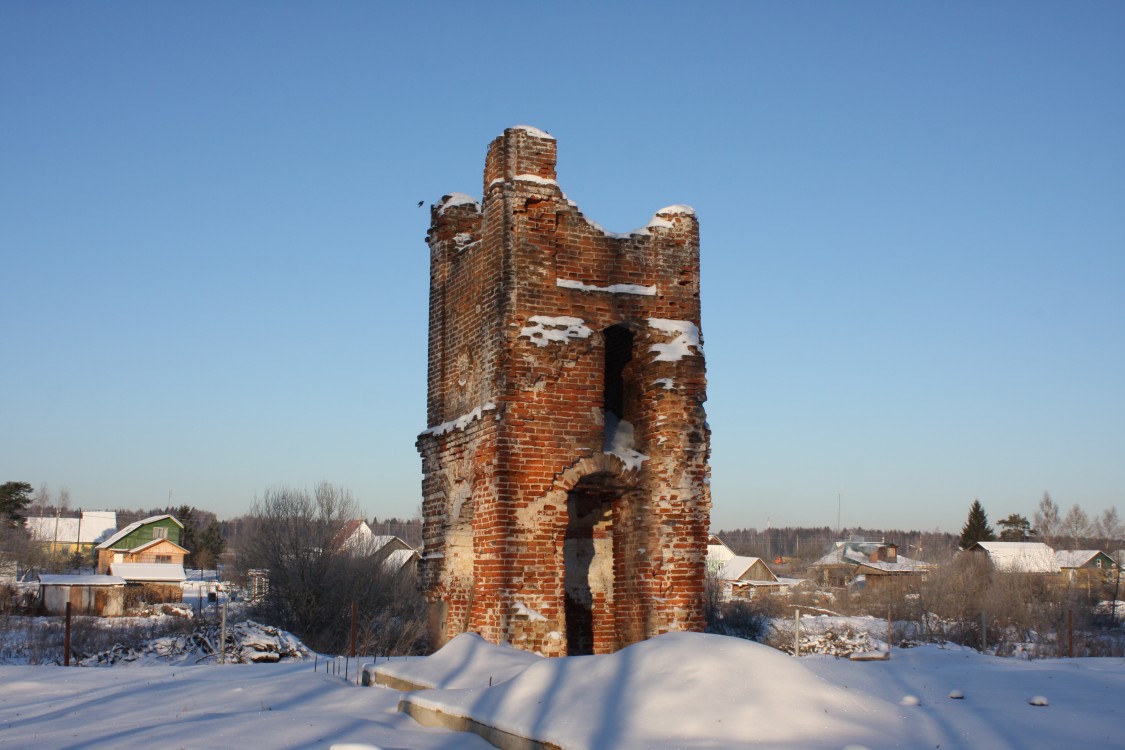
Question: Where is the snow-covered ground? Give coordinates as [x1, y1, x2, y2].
[1, 627, 1123, 749]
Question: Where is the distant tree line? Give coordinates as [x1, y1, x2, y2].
[715, 526, 960, 564]
[958, 492, 1123, 551]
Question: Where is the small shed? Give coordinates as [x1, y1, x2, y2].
[38, 574, 126, 616]
[109, 562, 187, 605]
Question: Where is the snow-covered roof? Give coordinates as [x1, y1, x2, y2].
[26, 511, 118, 544]
[97, 515, 182, 550]
[717, 555, 778, 583]
[971, 542, 1061, 573]
[812, 541, 900, 568]
[706, 536, 735, 562]
[109, 562, 187, 582]
[1055, 550, 1108, 569]
[383, 548, 420, 572]
[38, 574, 126, 586]
[854, 556, 932, 573]
[331, 519, 371, 550]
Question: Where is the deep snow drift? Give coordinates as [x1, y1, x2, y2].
[1, 629, 1123, 749]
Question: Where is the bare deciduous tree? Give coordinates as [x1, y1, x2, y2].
[1033, 492, 1060, 547]
[1061, 503, 1091, 550]
[1094, 506, 1122, 551]
[236, 483, 427, 655]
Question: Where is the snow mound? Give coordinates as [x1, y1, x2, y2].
[372, 632, 542, 690]
[401, 632, 894, 749]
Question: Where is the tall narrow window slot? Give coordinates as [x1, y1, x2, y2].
[603, 325, 634, 421]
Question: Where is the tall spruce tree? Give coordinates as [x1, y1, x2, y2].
[959, 499, 996, 548]
[0, 482, 34, 527]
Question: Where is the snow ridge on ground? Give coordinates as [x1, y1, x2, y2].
[401, 632, 891, 750]
[372, 631, 541, 689]
[3, 624, 1125, 749]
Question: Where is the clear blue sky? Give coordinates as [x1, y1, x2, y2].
[3, 1, 1122, 534]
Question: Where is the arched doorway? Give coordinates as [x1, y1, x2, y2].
[564, 472, 619, 655]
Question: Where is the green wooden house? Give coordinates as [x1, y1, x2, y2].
[95, 514, 186, 574]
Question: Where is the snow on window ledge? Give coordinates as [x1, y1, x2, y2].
[604, 412, 648, 471]
[520, 316, 592, 347]
[423, 402, 497, 437]
[556, 278, 657, 296]
[487, 174, 560, 192]
[512, 601, 548, 622]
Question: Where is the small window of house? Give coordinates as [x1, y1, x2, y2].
[153, 527, 168, 539]
[156, 555, 171, 564]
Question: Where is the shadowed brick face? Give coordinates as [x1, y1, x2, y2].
[418, 127, 711, 656]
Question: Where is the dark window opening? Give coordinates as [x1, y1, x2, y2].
[603, 325, 634, 420]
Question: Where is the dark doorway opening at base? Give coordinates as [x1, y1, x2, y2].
[564, 473, 619, 656]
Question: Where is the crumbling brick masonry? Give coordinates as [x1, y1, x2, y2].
[417, 126, 711, 656]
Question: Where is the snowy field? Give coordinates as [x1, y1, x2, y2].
[2, 630, 1124, 750]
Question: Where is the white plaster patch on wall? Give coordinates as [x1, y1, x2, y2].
[647, 318, 702, 362]
[653, 378, 676, 390]
[556, 278, 657, 296]
[423, 402, 497, 436]
[520, 315, 593, 347]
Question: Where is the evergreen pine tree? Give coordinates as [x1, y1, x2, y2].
[959, 499, 996, 548]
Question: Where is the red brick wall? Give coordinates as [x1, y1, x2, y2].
[418, 126, 711, 655]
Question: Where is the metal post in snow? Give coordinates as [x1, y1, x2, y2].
[887, 606, 893, 651]
[219, 598, 227, 665]
[794, 608, 800, 657]
[350, 600, 357, 659]
[64, 601, 72, 666]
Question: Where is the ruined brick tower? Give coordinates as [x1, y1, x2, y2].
[418, 126, 711, 656]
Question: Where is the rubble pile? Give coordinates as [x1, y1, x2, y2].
[78, 620, 310, 666]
